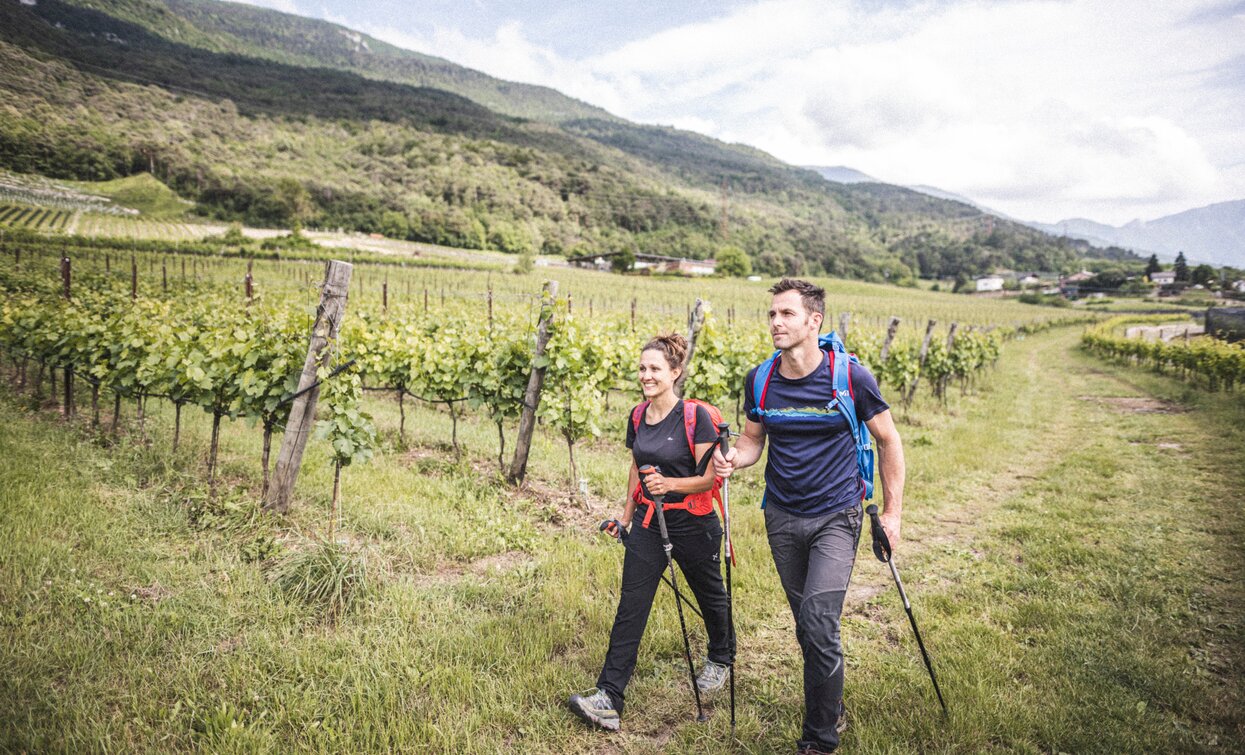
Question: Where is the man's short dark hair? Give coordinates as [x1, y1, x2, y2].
[769, 278, 826, 318]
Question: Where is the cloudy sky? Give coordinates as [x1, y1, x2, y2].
[240, 0, 1245, 226]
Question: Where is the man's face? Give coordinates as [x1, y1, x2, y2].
[768, 290, 821, 349]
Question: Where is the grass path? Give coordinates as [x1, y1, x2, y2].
[1, 326, 1243, 753]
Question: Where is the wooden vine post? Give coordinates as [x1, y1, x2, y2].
[507, 280, 558, 485]
[675, 298, 706, 397]
[904, 319, 938, 405]
[264, 260, 353, 513]
[879, 316, 901, 363]
[60, 256, 73, 417]
[938, 322, 959, 401]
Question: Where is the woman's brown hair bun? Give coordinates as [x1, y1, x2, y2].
[642, 332, 687, 371]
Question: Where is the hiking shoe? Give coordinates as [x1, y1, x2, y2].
[696, 659, 730, 694]
[794, 703, 847, 753]
[566, 688, 620, 732]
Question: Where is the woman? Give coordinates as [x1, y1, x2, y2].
[567, 333, 734, 732]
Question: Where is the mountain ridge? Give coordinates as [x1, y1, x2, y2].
[0, 0, 1123, 280]
[1028, 200, 1245, 266]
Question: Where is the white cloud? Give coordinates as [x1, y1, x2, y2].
[308, 1, 1245, 224]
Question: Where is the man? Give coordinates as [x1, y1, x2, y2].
[714, 278, 905, 754]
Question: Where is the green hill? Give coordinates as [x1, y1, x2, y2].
[0, 0, 1119, 280]
[67, 172, 191, 218]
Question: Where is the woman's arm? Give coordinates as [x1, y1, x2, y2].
[620, 461, 639, 526]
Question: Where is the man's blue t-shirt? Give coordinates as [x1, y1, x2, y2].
[744, 351, 889, 516]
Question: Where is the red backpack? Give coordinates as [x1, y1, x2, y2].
[629, 399, 727, 537]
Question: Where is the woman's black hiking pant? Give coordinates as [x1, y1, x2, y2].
[596, 514, 733, 714]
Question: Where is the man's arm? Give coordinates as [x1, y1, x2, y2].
[712, 419, 766, 477]
[865, 408, 905, 549]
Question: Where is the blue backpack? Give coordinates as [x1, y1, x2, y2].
[750, 331, 875, 501]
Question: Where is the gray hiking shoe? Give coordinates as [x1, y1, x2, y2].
[567, 688, 620, 732]
[695, 659, 730, 695]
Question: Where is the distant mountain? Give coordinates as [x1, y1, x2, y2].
[57, 0, 616, 123]
[1029, 201, 1245, 267]
[805, 165, 879, 184]
[904, 185, 1000, 213]
[0, 0, 1119, 280]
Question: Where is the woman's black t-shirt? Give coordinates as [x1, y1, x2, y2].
[626, 401, 719, 535]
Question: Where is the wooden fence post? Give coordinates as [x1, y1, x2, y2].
[839, 312, 851, 340]
[263, 260, 353, 513]
[130, 256, 138, 300]
[507, 280, 558, 485]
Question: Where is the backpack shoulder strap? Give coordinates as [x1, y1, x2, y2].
[752, 351, 780, 412]
[682, 400, 697, 454]
[630, 401, 649, 432]
[831, 349, 852, 398]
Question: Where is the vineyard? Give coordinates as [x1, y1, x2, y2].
[2, 236, 1244, 753]
[1082, 315, 1245, 391]
[0, 204, 73, 233]
[0, 203, 234, 241]
[0, 237, 1098, 512]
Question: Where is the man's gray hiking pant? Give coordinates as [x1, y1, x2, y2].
[766, 503, 862, 752]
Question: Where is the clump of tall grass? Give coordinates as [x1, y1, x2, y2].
[268, 537, 371, 621]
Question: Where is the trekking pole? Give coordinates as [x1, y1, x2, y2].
[866, 504, 948, 715]
[716, 422, 737, 735]
[598, 519, 703, 620]
[639, 464, 707, 723]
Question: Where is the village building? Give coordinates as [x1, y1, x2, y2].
[975, 275, 1005, 292]
[566, 252, 717, 276]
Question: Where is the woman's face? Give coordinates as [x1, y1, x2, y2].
[638, 349, 679, 398]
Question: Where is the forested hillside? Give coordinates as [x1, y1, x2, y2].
[0, 0, 1117, 280]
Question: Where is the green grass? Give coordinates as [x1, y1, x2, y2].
[66, 173, 193, 219]
[1, 326, 1243, 752]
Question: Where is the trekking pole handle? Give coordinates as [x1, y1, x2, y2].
[599, 519, 627, 541]
[637, 464, 664, 504]
[717, 422, 730, 454]
[866, 504, 893, 563]
[639, 465, 673, 551]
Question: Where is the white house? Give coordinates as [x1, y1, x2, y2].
[1233, 280, 1245, 293]
[1150, 271, 1176, 285]
[975, 276, 1005, 292]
